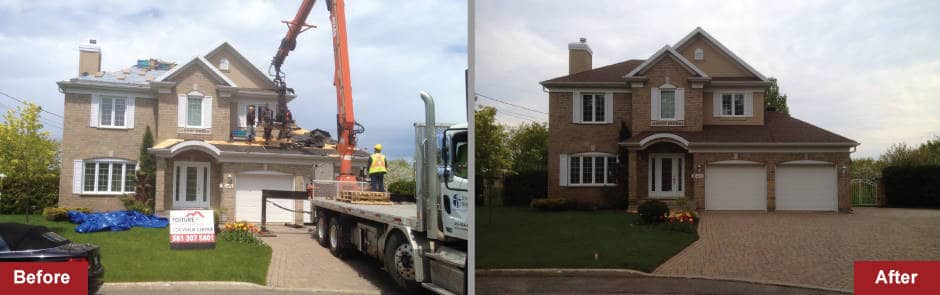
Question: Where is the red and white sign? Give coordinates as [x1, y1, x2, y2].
[169, 210, 215, 249]
[0, 261, 88, 295]
[855, 261, 940, 295]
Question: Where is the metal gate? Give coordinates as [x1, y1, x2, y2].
[851, 179, 878, 206]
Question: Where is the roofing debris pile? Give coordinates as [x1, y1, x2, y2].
[136, 58, 176, 71]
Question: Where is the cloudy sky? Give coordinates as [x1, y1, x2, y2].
[0, 0, 467, 159]
[475, 0, 940, 159]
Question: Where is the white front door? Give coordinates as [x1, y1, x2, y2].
[173, 161, 211, 209]
[649, 154, 685, 198]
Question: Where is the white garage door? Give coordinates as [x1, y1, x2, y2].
[775, 164, 837, 211]
[706, 165, 767, 211]
[236, 174, 309, 223]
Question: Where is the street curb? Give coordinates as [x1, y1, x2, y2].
[101, 281, 381, 294]
[476, 268, 852, 294]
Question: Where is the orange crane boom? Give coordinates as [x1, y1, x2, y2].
[271, 0, 363, 182]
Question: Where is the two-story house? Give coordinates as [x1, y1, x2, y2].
[541, 28, 858, 212]
[57, 40, 366, 222]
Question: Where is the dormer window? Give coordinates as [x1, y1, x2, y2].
[219, 58, 230, 71]
[694, 48, 704, 60]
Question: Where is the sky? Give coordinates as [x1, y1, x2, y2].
[0, 0, 467, 160]
[474, 0, 940, 159]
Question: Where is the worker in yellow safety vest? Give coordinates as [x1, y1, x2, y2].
[367, 144, 388, 192]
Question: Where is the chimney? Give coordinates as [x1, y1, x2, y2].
[568, 37, 592, 74]
[78, 39, 101, 76]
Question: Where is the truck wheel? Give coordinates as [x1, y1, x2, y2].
[316, 211, 329, 247]
[384, 232, 421, 292]
[328, 216, 347, 259]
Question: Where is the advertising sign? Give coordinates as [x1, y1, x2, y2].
[169, 210, 215, 250]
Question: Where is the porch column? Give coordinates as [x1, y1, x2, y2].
[154, 159, 166, 214]
[692, 154, 706, 210]
[628, 150, 638, 206]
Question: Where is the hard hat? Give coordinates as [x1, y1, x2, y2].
[374, 144, 383, 151]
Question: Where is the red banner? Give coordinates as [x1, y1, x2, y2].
[0, 261, 88, 295]
[855, 261, 940, 295]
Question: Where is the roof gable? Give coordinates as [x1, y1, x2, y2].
[204, 42, 275, 89]
[673, 27, 767, 81]
[624, 45, 708, 78]
[156, 56, 237, 86]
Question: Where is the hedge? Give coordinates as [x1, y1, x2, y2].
[882, 165, 940, 208]
[503, 170, 547, 206]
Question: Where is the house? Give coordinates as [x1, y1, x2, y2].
[56, 39, 367, 222]
[541, 28, 858, 212]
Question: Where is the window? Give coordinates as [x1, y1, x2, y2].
[581, 93, 605, 123]
[694, 48, 704, 60]
[219, 58, 230, 71]
[660, 89, 676, 119]
[99, 96, 126, 127]
[81, 160, 136, 194]
[568, 154, 617, 185]
[721, 93, 746, 116]
[187, 95, 203, 127]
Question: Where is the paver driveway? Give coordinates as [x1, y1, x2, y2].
[654, 208, 940, 291]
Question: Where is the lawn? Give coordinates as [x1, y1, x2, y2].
[0, 215, 272, 285]
[476, 207, 698, 272]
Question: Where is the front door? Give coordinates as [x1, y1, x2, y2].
[649, 154, 684, 198]
[173, 161, 211, 208]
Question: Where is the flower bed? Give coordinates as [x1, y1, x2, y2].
[220, 221, 264, 245]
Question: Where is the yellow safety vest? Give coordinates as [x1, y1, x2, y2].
[369, 153, 387, 174]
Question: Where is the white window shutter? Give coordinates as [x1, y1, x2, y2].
[744, 92, 754, 116]
[572, 91, 582, 123]
[90, 95, 99, 127]
[559, 154, 569, 186]
[651, 88, 661, 120]
[713, 92, 721, 116]
[125, 97, 135, 129]
[676, 88, 685, 121]
[177, 94, 187, 127]
[238, 102, 247, 127]
[202, 96, 213, 128]
[604, 92, 614, 123]
[72, 160, 83, 194]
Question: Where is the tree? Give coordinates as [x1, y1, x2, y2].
[850, 157, 883, 180]
[0, 103, 60, 215]
[765, 77, 789, 114]
[384, 158, 415, 185]
[918, 137, 940, 165]
[507, 122, 548, 173]
[879, 143, 927, 167]
[133, 126, 156, 210]
[474, 106, 511, 206]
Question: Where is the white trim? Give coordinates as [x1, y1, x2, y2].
[80, 160, 137, 195]
[546, 87, 630, 93]
[574, 91, 611, 124]
[779, 160, 834, 165]
[568, 41, 593, 54]
[94, 94, 130, 129]
[648, 153, 685, 198]
[566, 153, 618, 186]
[156, 56, 237, 87]
[689, 147, 853, 153]
[238, 170, 292, 176]
[709, 160, 763, 165]
[172, 161, 212, 209]
[624, 45, 709, 78]
[65, 88, 155, 98]
[638, 133, 690, 148]
[673, 27, 768, 81]
[168, 140, 223, 158]
[204, 42, 276, 88]
[714, 91, 751, 117]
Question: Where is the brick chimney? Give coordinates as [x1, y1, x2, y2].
[78, 39, 101, 76]
[568, 37, 592, 74]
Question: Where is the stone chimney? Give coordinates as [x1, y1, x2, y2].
[568, 37, 592, 74]
[78, 39, 101, 76]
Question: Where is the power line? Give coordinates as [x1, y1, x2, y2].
[475, 92, 548, 115]
[0, 94, 63, 130]
[0, 90, 65, 120]
[477, 102, 546, 122]
[496, 111, 538, 122]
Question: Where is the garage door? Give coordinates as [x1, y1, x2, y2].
[775, 164, 837, 211]
[236, 174, 309, 223]
[705, 164, 767, 211]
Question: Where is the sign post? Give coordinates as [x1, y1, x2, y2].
[169, 210, 216, 250]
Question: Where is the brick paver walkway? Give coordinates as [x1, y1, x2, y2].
[654, 208, 940, 291]
[259, 225, 401, 294]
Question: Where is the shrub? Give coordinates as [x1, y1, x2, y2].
[503, 170, 547, 206]
[882, 165, 940, 208]
[220, 221, 264, 245]
[120, 195, 154, 215]
[637, 200, 669, 224]
[530, 197, 570, 211]
[388, 180, 416, 197]
[42, 207, 92, 221]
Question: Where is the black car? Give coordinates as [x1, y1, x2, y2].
[0, 223, 104, 294]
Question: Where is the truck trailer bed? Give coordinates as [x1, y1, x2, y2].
[311, 197, 421, 230]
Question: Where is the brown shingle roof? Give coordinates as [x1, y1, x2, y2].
[541, 60, 644, 84]
[622, 111, 858, 146]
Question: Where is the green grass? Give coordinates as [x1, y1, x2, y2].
[0, 215, 271, 285]
[476, 207, 698, 272]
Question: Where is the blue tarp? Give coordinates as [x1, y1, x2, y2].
[67, 210, 169, 233]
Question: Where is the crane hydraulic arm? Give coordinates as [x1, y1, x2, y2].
[271, 0, 363, 182]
